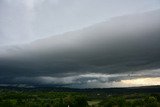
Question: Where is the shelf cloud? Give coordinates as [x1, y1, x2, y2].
[0, 0, 160, 88]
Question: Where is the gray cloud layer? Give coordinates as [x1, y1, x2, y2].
[0, 0, 160, 45]
[0, 9, 160, 87]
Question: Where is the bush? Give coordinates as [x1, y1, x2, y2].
[145, 96, 158, 107]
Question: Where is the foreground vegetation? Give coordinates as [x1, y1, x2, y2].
[98, 93, 160, 107]
[0, 89, 88, 107]
[0, 88, 159, 107]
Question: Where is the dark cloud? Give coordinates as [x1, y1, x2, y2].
[0, 9, 160, 87]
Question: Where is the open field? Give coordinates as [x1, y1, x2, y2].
[88, 100, 101, 107]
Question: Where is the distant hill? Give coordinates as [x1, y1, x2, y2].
[0, 85, 160, 94]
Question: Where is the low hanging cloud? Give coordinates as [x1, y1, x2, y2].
[8, 69, 160, 88]
[0, 9, 160, 88]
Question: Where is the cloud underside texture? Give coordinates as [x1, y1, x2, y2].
[0, 10, 160, 87]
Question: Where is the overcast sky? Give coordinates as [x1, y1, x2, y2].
[0, 0, 160, 45]
[0, 0, 160, 88]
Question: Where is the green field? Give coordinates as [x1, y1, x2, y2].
[88, 100, 101, 107]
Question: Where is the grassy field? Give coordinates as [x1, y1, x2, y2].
[88, 100, 101, 107]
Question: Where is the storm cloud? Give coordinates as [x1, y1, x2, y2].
[0, 0, 160, 88]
